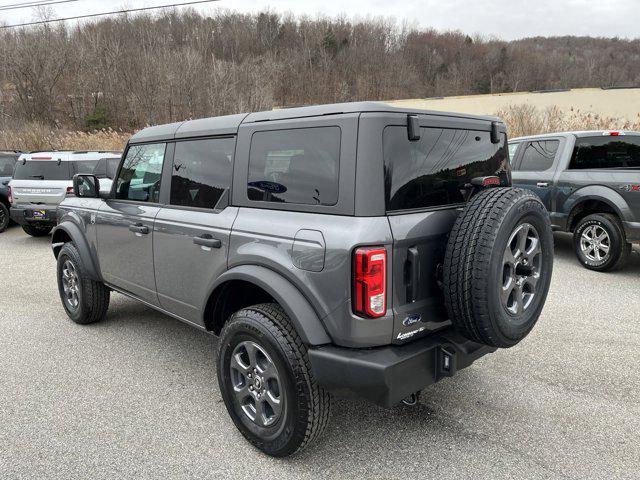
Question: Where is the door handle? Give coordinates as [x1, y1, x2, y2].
[129, 223, 150, 235]
[537, 182, 549, 188]
[193, 235, 222, 249]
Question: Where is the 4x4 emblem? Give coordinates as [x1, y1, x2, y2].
[619, 184, 640, 192]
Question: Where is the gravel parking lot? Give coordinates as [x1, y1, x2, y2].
[1, 224, 639, 480]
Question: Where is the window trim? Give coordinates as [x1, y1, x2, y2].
[246, 125, 342, 208]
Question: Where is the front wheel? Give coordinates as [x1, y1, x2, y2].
[56, 243, 110, 324]
[217, 303, 331, 457]
[22, 224, 52, 237]
[573, 213, 631, 272]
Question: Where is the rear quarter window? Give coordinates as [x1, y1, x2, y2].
[247, 127, 340, 206]
[570, 136, 640, 169]
[383, 126, 509, 211]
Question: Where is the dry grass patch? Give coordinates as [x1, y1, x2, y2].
[0, 123, 129, 152]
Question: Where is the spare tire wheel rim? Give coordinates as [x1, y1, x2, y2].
[579, 224, 610, 262]
[229, 340, 283, 428]
[501, 223, 542, 316]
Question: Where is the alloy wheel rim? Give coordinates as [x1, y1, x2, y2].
[580, 225, 610, 262]
[61, 259, 80, 310]
[230, 340, 283, 427]
[501, 223, 542, 316]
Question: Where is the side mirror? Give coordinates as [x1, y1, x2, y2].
[73, 174, 100, 198]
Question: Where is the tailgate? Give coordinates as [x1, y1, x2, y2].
[388, 209, 457, 343]
[10, 179, 69, 206]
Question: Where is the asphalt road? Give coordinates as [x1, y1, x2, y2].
[1, 224, 639, 480]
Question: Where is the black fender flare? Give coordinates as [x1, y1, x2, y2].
[206, 265, 332, 346]
[51, 221, 102, 281]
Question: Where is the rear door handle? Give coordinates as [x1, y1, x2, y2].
[193, 235, 222, 249]
[129, 223, 150, 235]
[537, 182, 549, 188]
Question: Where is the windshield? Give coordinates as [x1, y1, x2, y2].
[13, 161, 72, 180]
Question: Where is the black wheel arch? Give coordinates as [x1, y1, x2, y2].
[565, 188, 631, 232]
[203, 265, 332, 346]
[52, 221, 102, 281]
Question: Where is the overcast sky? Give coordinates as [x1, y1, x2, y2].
[2, 0, 639, 40]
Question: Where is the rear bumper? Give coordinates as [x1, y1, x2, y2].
[9, 205, 58, 226]
[308, 330, 496, 408]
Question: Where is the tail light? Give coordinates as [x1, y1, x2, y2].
[353, 247, 387, 318]
[7, 185, 13, 205]
[66, 186, 74, 196]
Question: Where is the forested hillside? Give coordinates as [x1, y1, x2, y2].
[1, 10, 639, 130]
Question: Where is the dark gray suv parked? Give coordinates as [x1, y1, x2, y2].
[51, 102, 554, 456]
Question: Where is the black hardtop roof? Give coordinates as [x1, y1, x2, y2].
[129, 101, 502, 144]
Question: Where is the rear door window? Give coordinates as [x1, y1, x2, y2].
[383, 126, 509, 211]
[115, 143, 166, 203]
[170, 137, 235, 210]
[519, 141, 559, 172]
[570, 136, 640, 169]
[13, 161, 71, 180]
[247, 127, 340, 206]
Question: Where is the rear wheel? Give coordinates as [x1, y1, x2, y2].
[217, 303, 331, 457]
[56, 243, 110, 324]
[0, 203, 9, 233]
[573, 213, 631, 272]
[22, 224, 52, 237]
[443, 188, 554, 348]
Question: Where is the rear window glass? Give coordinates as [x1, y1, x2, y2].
[383, 126, 509, 211]
[13, 161, 71, 180]
[519, 140, 559, 172]
[247, 127, 340, 206]
[570, 137, 640, 169]
[0, 156, 16, 176]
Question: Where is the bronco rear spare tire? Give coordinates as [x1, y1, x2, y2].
[443, 188, 553, 348]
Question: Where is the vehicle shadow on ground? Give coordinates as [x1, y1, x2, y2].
[553, 231, 640, 275]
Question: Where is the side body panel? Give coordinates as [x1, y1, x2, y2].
[229, 208, 394, 348]
[95, 200, 161, 305]
[154, 206, 239, 325]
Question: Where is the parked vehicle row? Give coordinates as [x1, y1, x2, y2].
[50, 102, 554, 456]
[8, 151, 121, 236]
[510, 131, 640, 271]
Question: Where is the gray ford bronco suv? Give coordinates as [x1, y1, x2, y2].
[52, 102, 554, 457]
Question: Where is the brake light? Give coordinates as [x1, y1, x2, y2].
[604, 131, 624, 136]
[66, 186, 74, 195]
[353, 247, 387, 318]
[7, 185, 13, 205]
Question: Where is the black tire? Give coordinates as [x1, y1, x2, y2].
[56, 243, 110, 324]
[573, 213, 631, 272]
[217, 303, 331, 457]
[22, 224, 52, 237]
[0, 203, 9, 233]
[443, 188, 554, 348]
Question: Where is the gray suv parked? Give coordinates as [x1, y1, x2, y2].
[51, 102, 554, 456]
